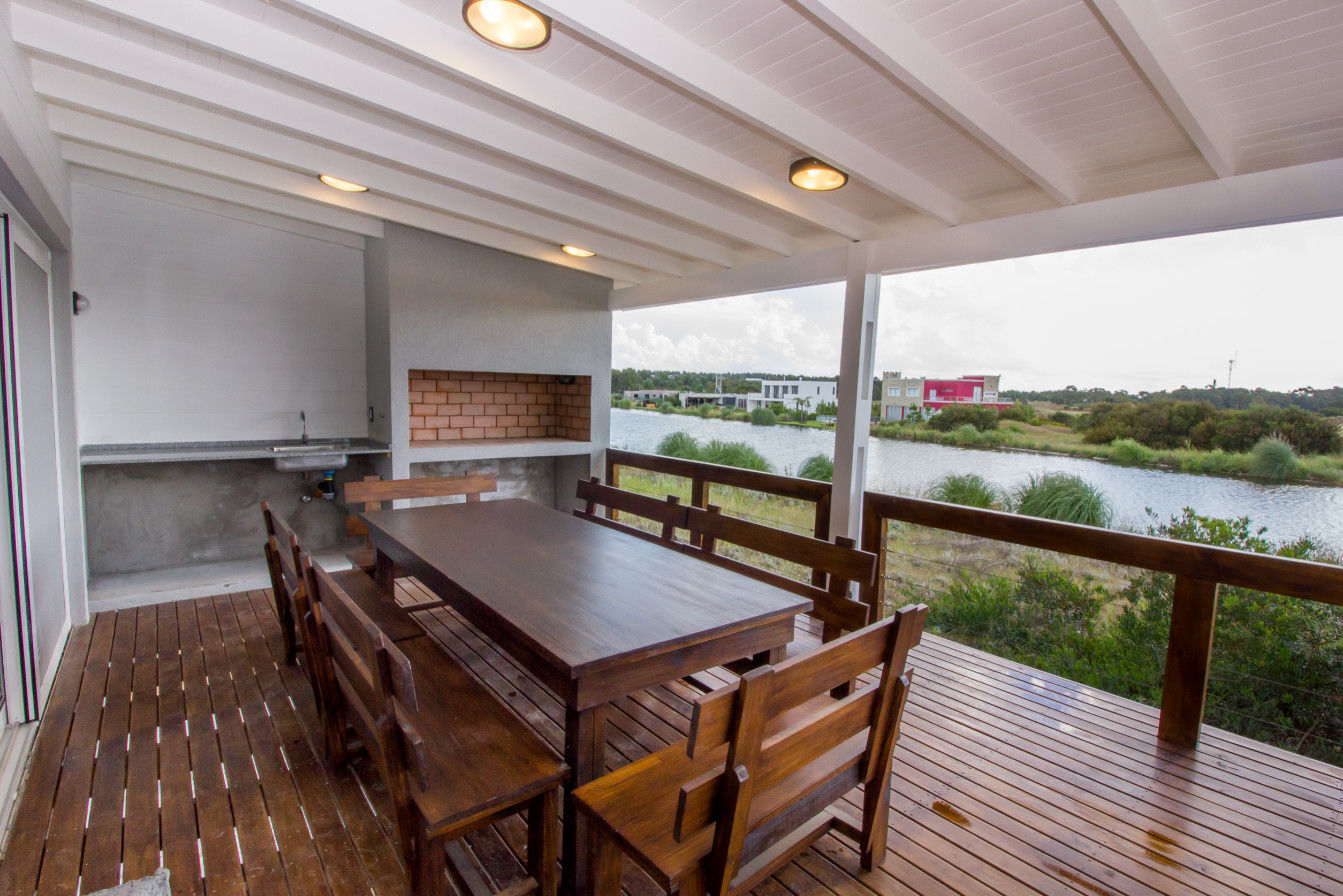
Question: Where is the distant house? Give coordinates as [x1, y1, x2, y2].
[743, 379, 838, 411]
[622, 389, 682, 404]
[880, 373, 1012, 421]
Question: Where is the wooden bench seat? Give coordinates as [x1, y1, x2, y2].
[344, 473, 497, 571]
[575, 605, 926, 896]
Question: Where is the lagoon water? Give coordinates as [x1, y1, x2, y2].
[610, 408, 1343, 549]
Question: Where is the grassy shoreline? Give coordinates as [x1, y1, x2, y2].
[614, 404, 1343, 485]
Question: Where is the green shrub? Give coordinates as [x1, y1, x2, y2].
[949, 423, 990, 446]
[998, 402, 1037, 424]
[928, 405, 999, 432]
[1207, 405, 1341, 454]
[617, 398, 634, 410]
[749, 407, 776, 426]
[655, 400, 676, 413]
[1012, 473, 1113, 527]
[797, 454, 834, 482]
[927, 473, 1000, 509]
[1049, 411, 1073, 425]
[699, 439, 772, 472]
[1108, 438, 1155, 466]
[696, 403, 711, 417]
[655, 430, 700, 460]
[1248, 437, 1298, 479]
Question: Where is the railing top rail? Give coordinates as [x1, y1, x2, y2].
[608, 448, 831, 502]
[863, 491, 1343, 606]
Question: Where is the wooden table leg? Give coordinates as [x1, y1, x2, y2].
[562, 703, 607, 896]
[373, 548, 396, 594]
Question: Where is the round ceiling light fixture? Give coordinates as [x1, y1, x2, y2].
[561, 245, 595, 258]
[463, 0, 552, 50]
[318, 174, 369, 193]
[788, 157, 848, 192]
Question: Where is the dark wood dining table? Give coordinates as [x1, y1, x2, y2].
[361, 498, 810, 895]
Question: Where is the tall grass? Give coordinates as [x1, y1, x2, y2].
[749, 407, 776, 426]
[797, 454, 834, 482]
[654, 430, 772, 472]
[1012, 473, 1113, 527]
[1249, 437, 1298, 480]
[1108, 438, 1154, 466]
[655, 430, 700, 460]
[927, 473, 1001, 509]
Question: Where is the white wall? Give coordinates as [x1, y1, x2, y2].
[71, 183, 367, 444]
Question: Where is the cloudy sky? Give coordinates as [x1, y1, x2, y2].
[613, 215, 1343, 392]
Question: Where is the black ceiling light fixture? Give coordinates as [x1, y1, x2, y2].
[789, 157, 848, 191]
[462, 0, 552, 50]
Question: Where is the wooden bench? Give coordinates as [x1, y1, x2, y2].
[574, 476, 688, 545]
[344, 473, 498, 571]
[307, 558, 565, 896]
[575, 604, 927, 896]
[682, 505, 876, 679]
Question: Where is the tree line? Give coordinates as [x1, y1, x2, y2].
[1005, 384, 1343, 415]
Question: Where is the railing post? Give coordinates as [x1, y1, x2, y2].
[605, 455, 619, 520]
[858, 496, 886, 620]
[830, 243, 881, 541]
[1158, 576, 1220, 748]
[811, 491, 832, 589]
[690, 475, 707, 547]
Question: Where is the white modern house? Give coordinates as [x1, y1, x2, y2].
[743, 380, 838, 412]
[0, 2, 1340, 893]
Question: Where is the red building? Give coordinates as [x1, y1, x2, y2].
[881, 373, 1013, 421]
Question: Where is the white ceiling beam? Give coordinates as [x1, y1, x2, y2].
[20, 1, 801, 258]
[534, 0, 970, 225]
[794, 0, 1081, 206]
[70, 167, 370, 249]
[0, 17, 71, 246]
[63, 148, 383, 237]
[42, 86, 704, 278]
[58, 139, 653, 286]
[17, 19, 740, 269]
[612, 156, 1343, 308]
[282, 0, 879, 241]
[1089, 0, 1237, 178]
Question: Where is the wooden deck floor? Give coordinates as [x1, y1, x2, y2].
[2, 583, 1340, 896]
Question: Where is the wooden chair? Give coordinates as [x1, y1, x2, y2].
[261, 502, 303, 664]
[344, 473, 498, 571]
[307, 558, 566, 896]
[574, 477, 688, 546]
[574, 604, 927, 896]
[683, 505, 876, 670]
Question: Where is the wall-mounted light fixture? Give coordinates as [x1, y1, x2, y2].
[789, 157, 848, 191]
[72, 291, 90, 315]
[561, 245, 595, 258]
[318, 174, 369, 192]
[463, 0, 552, 50]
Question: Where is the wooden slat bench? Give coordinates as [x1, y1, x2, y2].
[306, 557, 565, 896]
[344, 473, 498, 571]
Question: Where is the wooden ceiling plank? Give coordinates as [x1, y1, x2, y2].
[57, 140, 653, 285]
[39, 76, 703, 278]
[794, 0, 1081, 205]
[1089, 0, 1238, 178]
[20, 20, 743, 268]
[286, 0, 880, 241]
[535, 0, 971, 224]
[29, 0, 800, 256]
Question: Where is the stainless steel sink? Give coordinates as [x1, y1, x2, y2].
[270, 440, 351, 471]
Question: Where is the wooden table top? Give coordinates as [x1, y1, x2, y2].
[362, 499, 810, 679]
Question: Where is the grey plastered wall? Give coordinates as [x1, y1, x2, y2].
[82, 458, 374, 576]
[371, 224, 612, 496]
[408, 458, 555, 507]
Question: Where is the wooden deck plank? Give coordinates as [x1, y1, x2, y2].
[6, 588, 1341, 896]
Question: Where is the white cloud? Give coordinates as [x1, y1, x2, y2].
[614, 216, 1343, 391]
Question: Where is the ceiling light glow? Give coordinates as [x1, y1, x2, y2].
[561, 245, 595, 258]
[788, 157, 847, 191]
[318, 174, 369, 193]
[463, 0, 551, 50]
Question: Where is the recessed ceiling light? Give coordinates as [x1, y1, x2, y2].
[561, 245, 595, 258]
[463, 0, 552, 50]
[789, 157, 848, 191]
[319, 174, 369, 193]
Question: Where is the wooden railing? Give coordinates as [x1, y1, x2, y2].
[860, 491, 1343, 748]
[606, 451, 1343, 748]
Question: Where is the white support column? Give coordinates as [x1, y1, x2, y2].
[830, 243, 880, 540]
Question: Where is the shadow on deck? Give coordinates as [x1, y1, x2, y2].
[2, 584, 1339, 896]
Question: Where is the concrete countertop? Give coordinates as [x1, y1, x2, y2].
[79, 438, 391, 465]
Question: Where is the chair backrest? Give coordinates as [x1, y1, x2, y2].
[684, 505, 876, 640]
[574, 477, 688, 545]
[265, 506, 305, 596]
[344, 473, 497, 537]
[304, 555, 393, 769]
[379, 636, 434, 795]
[677, 604, 926, 896]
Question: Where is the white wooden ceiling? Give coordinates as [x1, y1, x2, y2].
[10, 0, 1343, 291]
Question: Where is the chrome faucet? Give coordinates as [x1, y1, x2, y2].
[299, 410, 308, 444]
